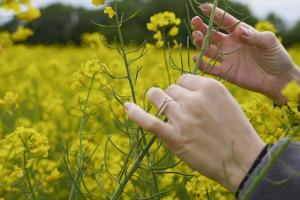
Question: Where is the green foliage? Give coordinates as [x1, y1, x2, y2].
[0, 0, 259, 45]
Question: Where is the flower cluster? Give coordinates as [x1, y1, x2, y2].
[255, 20, 277, 33]
[11, 26, 34, 42]
[147, 11, 181, 48]
[0, 91, 20, 115]
[17, 6, 41, 22]
[255, 20, 282, 42]
[0, 32, 13, 51]
[81, 32, 106, 48]
[104, 6, 116, 18]
[91, 0, 116, 18]
[0, 127, 60, 197]
[282, 80, 300, 118]
[92, 0, 105, 6]
[0, 0, 40, 43]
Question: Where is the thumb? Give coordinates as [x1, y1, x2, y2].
[236, 26, 278, 49]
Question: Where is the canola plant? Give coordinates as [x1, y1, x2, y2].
[0, 0, 300, 200]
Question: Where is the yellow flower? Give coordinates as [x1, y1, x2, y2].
[11, 26, 33, 42]
[282, 80, 300, 108]
[104, 6, 116, 18]
[173, 40, 180, 49]
[153, 31, 162, 40]
[156, 40, 164, 48]
[92, 0, 105, 6]
[44, 168, 61, 182]
[0, 31, 13, 49]
[2, 1, 21, 12]
[147, 11, 181, 48]
[146, 43, 155, 50]
[147, 11, 181, 32]
[169, 26, 179, 36]
[255, 20, 277, 33]
[0, 91, 20, 111]
[282, 80, 300, 102]
[17, 7, 41, 22]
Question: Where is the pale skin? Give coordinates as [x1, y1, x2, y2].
[124, 3, 300, 193]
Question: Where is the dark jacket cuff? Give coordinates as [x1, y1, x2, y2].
[237, 138, 300, 200]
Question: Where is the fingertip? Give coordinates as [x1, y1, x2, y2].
[193, 55, 198, 63]
[124, 102, 132, 111]
[191, 16, 201, 25]
[146, 87, 158, 98]
[199, 3, 213, 14]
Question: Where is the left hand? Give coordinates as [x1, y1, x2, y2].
[191, 3, 299, 105]
[124, 74, 265, 192]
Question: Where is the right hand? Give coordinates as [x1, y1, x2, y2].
[192, 3, 300, 105]
[124, 75, 265, 192]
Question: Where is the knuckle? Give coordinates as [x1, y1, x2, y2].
[166, 84, 178, 94]
[266, 32, 278, 44]
[215, 10, 223, 21]
[265, 31, 276, 38]
[185, 95, 197, 108]
[146, 120, 160, 132]
[178, 74, 193, 85]
[200, 78, 224, 91]
[127, 106, 138, 118]
[147, 87, 161, 99]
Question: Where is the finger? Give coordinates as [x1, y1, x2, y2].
[193, 56, 228, 77]
[177, 74, 205, 90]
[192, 35, 223, 61]
[199, 3, 240, 33]
[235, 26, 278, 49]
[147, 87, 180, 117]
[191, 16, 226, 44]
[124, 102, 174, 142]
[166, 84, 192, 100]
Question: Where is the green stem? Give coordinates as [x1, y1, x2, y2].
[69, 74, 96, 200]
[193, 0, 219, 74]
[114, 4, 160, 199]
[163, 30, 171, 84]
[115, 13, 137, 104]
[23, 146, 36, 200]
[111, 136, 157, 200]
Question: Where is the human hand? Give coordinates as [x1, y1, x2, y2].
[124, 74, 265, 192]
[192, 3, 300, 105]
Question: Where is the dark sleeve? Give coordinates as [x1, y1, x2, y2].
[237, 138, 300, 200]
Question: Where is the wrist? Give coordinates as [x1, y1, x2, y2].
[220, 136, 266, 193]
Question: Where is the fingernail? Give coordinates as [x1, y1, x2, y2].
[240, 26, 250, 37]
[199, 3, 212, 12]
[193, 31, 203, 38]
[193, 55, 198, 62]
[124, 102, 132, 111]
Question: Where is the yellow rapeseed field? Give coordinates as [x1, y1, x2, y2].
[0, 33, 300, 199]
[1, 0, 300, 200]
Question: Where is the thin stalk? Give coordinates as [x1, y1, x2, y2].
[163, 30, 171, 84]
[69, 74, 96, 200]
[115, 11, 137, 104]
[111, 136, 157, 199]
[193, 0, 219, 74]
[111, 1, 220, 199]
[23, 146, 36, 200]
[114, 4, 160, 199]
